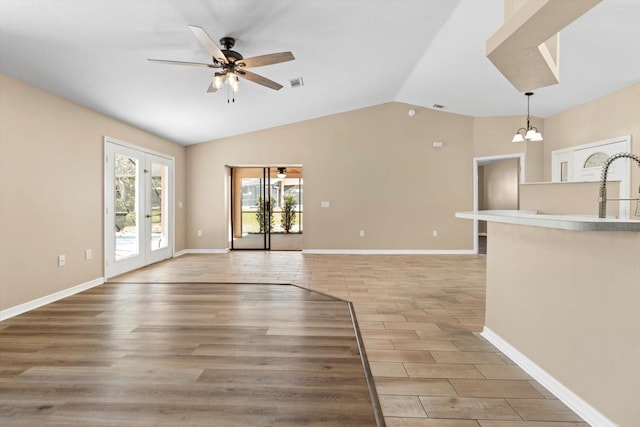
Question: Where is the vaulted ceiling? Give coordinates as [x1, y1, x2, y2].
[1, 0, 639, 145]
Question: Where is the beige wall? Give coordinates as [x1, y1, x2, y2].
[186, 103, 475, 250]
[478, 159, 520, 234]
[543, 83, 640, 190]
[520, 181, 620, 216]
[0, 74, 186, 310]
[486, 222, 640, 426]
[482, 159, 520, 210]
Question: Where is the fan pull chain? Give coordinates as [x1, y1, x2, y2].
[226, 85, 236, 103]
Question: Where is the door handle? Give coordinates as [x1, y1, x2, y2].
[146, 214, 152, 218]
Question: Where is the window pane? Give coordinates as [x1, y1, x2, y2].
[584, 152, 608, 168]
[151, 162, 168, 251]
[115, 154, 138, 261]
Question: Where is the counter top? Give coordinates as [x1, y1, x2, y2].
[455, 210, 640, 232]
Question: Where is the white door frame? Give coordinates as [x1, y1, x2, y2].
[104, 137, 175, 278]
[472, 153, 525, 254]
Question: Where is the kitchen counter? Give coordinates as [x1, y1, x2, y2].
[455, 209, 640, 232]
[455, 210, 639, 426]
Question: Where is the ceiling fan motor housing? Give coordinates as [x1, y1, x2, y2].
[217, 37, 243, 63]
[222, 50, 243, 63]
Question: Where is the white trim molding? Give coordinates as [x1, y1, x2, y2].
[481, 327, 616, 427]
[302, 249, 474, 255]
[0, 277, 104, 321]
[175, 249, 230, 256]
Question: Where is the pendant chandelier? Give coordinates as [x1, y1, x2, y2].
[512, 92, 543, 143]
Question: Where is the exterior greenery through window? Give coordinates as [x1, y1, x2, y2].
[242, 176, 303, 234]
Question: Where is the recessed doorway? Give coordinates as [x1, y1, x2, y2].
[473, 153, 524, 255]
[230, 166, 303, 251]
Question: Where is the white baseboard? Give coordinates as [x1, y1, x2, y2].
[177, 249, 475, 256]
[174, 248, 230, 257]
[481, 327, 615, 427]
[302, 249, 475, 255]
[0, 277, 104, 321]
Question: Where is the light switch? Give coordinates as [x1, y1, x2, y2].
[321, 201, 330, 208]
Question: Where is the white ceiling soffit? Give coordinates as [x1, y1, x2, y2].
[1, 1, 639, 145]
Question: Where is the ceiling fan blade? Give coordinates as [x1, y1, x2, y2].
[189, 25, 227, 64]
[207, 81, 218, 93]
[239, 51, 295, 68]
[147, 59, 220, 68]
[237, 69, 283, 90]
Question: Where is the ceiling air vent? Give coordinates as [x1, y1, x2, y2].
[432, 104, 445, 109]
[289, 77, 304, 88]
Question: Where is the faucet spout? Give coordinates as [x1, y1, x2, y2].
[599, 152, 640, 218]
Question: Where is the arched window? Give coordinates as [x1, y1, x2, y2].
[583, 152, 608, 168]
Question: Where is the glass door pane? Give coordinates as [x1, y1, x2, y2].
[269, 167, 303, 251]
[145, 154, 173, 265]
[150, 161, 168, 251]
[114, 153, 139, 261]
[231, 168, 269, 249]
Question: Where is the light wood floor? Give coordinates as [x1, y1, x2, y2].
[1, 252, 588, 426]
[0, 282, 379, 426]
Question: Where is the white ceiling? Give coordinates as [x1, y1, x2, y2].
[1, 0, 639, 146]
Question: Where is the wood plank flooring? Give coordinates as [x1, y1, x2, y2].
[0, 282, 378, 426]
[1, 252, 589, 426]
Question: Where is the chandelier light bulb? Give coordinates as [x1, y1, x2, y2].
[512, 133, 525, 143]
[530, 131, 543, 142]
[525, 128, 537, 140]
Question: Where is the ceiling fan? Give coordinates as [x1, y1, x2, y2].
[148, 25, 295, 93]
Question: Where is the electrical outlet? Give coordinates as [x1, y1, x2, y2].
[197, 230, 203, 237]
[58, 254, 66, 267]
[359, 230, 365, 237]
[432, 230, 438, 237]
[85, 249, 92, 260]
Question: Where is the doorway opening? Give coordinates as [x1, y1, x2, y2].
[104, 138, 174, 278]
[473, 153, 524, 254]
[230, 166, 303, 251]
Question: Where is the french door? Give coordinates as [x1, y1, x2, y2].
[105, 140, 173, 278]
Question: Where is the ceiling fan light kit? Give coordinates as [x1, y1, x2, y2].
[148, 25, 295, 101]
[512, 92, 543, 143]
